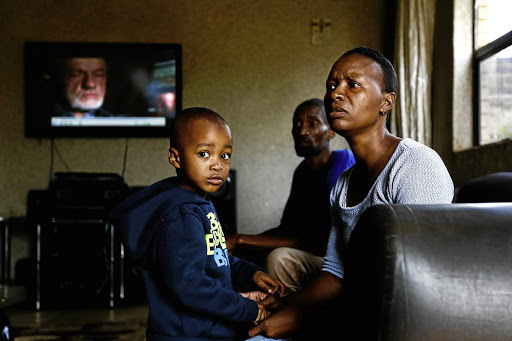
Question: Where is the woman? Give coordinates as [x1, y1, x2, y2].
[248, 47, 454, 340]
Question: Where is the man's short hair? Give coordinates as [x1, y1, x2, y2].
[295, 98, 325, 115]
[341, 47, 398, 94]
[169, 107, 228, 148]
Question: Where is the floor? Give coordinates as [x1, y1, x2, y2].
[1, 285, 148, 340]
[5, 301, 148, 327]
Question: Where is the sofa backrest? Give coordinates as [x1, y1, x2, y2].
[456, 172, 512, 203]
[338, 203, 512, 341]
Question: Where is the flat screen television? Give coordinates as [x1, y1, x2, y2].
[24, 42, 182, 138]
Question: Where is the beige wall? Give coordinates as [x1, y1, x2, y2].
[0, 0, 388, 233]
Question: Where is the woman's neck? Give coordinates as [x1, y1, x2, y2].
[347, 131, 401, 193]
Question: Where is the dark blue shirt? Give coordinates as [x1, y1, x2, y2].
[279, 149, 355, 256]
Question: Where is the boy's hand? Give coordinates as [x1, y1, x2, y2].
[253, 302, 271, 324]
[253, 270, 285, 297]
[240, 291, 268, 302]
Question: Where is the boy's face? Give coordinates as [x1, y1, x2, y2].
[169, 118, 232, 198]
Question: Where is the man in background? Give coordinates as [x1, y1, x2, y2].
[227, 98, 355, 294]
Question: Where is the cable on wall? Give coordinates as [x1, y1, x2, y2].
[121, 138, 129, 178]
[49, 138, 55, 182]
[50, 139, 71, 177]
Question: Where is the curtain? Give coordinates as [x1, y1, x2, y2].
[390, 0, 437, 147]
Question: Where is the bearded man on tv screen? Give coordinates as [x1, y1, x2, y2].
[53, 57, 113, 118]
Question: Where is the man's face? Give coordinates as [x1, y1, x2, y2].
[324, 53, 391, 136]
[61, 58, 107, 112]
[169, 118, 232, 198]
[292, 105, 333, 158]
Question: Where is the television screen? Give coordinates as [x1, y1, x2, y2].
[24, 42, 182, 138]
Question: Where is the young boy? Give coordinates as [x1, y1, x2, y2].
[110, 107, 284, 341]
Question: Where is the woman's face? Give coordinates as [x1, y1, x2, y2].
[324, 53, 394, 137]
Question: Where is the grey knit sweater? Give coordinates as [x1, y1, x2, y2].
[323, 138, 454, 278]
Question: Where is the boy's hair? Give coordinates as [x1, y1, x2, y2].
[169, 107, 229, 149]
[341, 47, 398, 94]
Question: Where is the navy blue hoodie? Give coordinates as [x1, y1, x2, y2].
[110, 177, 261, 341]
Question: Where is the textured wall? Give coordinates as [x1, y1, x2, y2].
[0, 0, 387, 233]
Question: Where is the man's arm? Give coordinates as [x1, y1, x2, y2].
[226, 230, 300, 251]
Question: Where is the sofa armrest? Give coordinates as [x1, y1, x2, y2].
[339, 203, 512, 341]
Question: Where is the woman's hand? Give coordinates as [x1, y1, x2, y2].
[248, 305, 301, 339]
[259, 293, 286, 310]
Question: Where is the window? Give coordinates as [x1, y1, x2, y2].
[474, 0, 512, 145]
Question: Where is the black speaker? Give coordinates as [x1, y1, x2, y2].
[28, 172, 131, 309]
[38, 221, 112, 308]
[49, 172, 130, 219]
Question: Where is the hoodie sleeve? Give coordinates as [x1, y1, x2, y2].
[156, 208, 259, 323]
[229, 255, 263, 291]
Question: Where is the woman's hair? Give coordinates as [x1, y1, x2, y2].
[342, 47, 398, 94]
